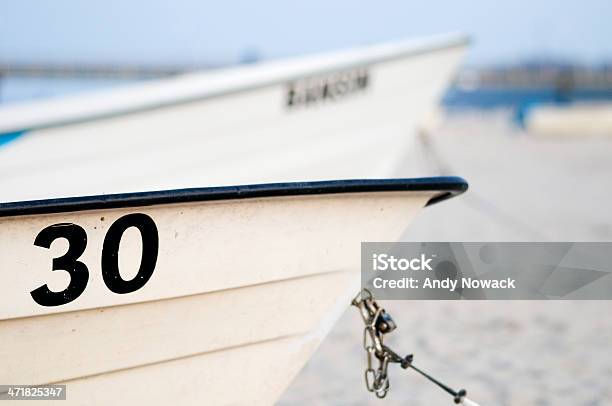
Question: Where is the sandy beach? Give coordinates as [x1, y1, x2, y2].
[279, 110, 612, 405]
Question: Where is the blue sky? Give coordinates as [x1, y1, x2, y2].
[1, 0, 611, 66]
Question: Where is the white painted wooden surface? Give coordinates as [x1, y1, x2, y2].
[0, 192, 431, 319]
[0, 192, 432, 405]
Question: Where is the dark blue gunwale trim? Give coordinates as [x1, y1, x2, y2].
[0, 177, 467, 218]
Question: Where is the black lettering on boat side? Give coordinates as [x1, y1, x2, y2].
[285, 67, 369, 108]
[31, 213, 159, 306]
[102, 213, 159, 294]
[31, 223, 89, 306]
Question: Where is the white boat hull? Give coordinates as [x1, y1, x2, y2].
[0, 34, 468, 202]
[0, 179, 467, 405]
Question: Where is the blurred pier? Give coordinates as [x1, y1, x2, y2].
[0, 64, 203, 79]
[456, 62, 612, 90]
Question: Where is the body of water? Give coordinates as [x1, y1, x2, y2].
[443, 87, 612, 110]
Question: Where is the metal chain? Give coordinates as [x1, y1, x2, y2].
[351, 289, 473, 404]
[352, 289, 396, 398]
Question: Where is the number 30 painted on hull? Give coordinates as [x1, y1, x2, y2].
[30, 213, 159, 307]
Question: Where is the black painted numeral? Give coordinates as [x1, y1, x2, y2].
[31, 213, 159, 306]
[31, 223, 89, 306]
[102, 213, 159, 294]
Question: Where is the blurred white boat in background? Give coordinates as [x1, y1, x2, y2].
[0, 33, 468, 202]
